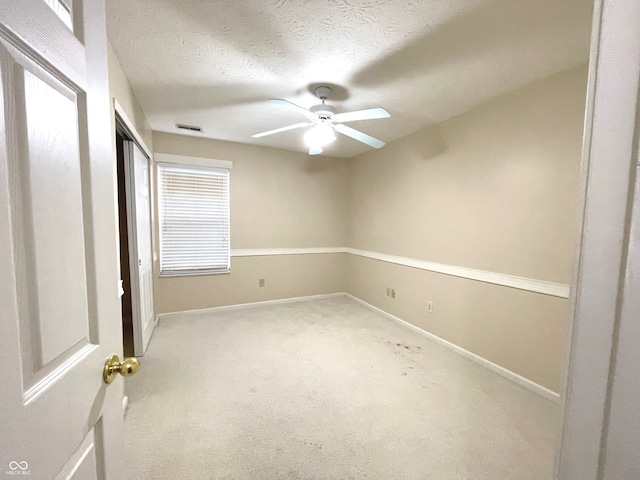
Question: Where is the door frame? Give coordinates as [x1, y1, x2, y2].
[113, 101, 155, 356]
[554, 0, 640, 477]
[113, 100, 152, 159]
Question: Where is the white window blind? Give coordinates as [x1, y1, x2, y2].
[158, 164, 230, 275]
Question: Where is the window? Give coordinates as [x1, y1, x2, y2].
[158, 163, 230, 275]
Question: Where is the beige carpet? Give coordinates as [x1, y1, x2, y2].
[124, 296, 558, 479]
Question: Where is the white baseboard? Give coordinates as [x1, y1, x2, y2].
[156, 293, 344, 322]
[343, 293, 561, 404]
[122, 395, 129, 415]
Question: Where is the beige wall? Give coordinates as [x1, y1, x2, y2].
[349, 66, 587, 283]
[347, 256, 569, 391]
[107, 42, 153, 150]
[346, 66, 588, 391]
[153, 132, 349, 314]
[155, 254, 347, 313]
[153, 133, 349, 249]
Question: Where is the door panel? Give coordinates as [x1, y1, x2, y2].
[43, 0, 73, 29]
[0, 1, 124, 479]
[134, 145, 155, 346]
[125, 141, 155, 355]
[54, 425, 101, 480]
[20, 59, 91, 370]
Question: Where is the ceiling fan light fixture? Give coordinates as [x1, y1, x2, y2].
[309, 145, 323, 155]
[304, 122, 336, 149]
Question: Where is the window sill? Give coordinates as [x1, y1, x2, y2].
[159, 269, 230, 278]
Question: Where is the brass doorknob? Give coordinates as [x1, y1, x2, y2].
[103, 354, 140, 384]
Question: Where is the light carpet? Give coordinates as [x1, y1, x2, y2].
[124, 296, 559, 479]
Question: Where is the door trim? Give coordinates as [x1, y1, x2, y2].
[554, 0, 640, 477]
[113, 99, 152, 158]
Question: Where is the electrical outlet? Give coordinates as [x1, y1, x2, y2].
[386, 288, 390, 296]
[427, 301, 433, 313]
[258, 278, 265, 287]
[391, 289, 396, 299]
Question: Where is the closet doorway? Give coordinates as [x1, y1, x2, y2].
[115, 115, 156, 356]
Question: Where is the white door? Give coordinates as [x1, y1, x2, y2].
[0, 1, 126, 479]
[125, 141, 155, 355]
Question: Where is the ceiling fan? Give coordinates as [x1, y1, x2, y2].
[251, 86, 390, 155]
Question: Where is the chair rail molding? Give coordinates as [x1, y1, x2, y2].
[229, 247, 570, 298]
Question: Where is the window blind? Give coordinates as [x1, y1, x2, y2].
[158, 164, 230, 275]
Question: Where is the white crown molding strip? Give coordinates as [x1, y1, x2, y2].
[343, 293, 561, 403]
[228, 247, 570, 298]
[231, 247, 345, 257]
[156, 293, 344, 322]
[154, 152, 233, 170]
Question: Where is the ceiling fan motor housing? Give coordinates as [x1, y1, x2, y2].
[310, 103, 337, 119]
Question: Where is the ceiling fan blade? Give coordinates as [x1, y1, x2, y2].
[333, 107, 390, 123]
[334, 124, 386, 149]
[251, 121, 314, 138]
[309, 146, 323, 155]
[271, 99, 316, 120]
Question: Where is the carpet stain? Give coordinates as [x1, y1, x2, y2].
[390, 341, 420, 352]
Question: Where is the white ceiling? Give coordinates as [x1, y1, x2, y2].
[106, 0, 593, 158]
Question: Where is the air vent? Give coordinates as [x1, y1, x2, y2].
[175, 123, 202, 132]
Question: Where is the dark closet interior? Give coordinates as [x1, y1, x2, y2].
[116, 128, 135, 357]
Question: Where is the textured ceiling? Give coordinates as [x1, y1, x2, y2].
[107, 0, 592, 158]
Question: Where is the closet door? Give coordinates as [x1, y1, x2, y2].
[125, 140, 156, 355]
